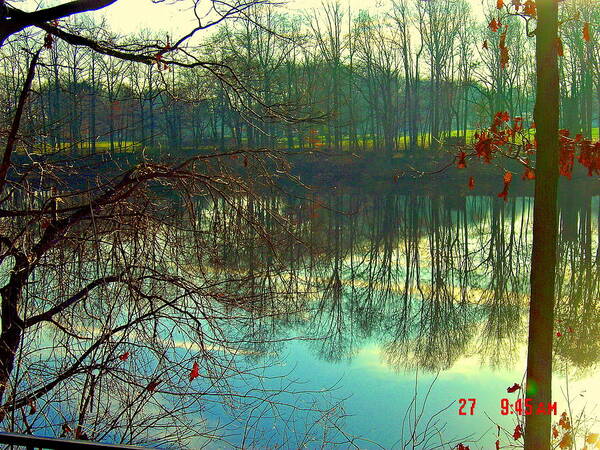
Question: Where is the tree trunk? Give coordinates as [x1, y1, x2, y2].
[524, 1, 559, 448]
[0, 262, 29, 412]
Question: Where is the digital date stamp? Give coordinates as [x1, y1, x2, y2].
[457, 398, 557, 415]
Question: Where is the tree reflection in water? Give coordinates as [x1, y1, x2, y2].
[207, 190, 599, 376]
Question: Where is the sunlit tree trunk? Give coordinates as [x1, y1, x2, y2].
[524, 0, 559, 448]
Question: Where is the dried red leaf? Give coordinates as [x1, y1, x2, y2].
[513, 424, 523, 440]
[553, 425, 559, 438]
[498, 172, 512, 202]
[119, 352, 130, 361]
[559, 412, 571, 430]
[43, 33, 54, 49]
[146, 380, 160, 392]
[578, 141, 600, 176]
[456, 151, 467, 169]
[475, 132, 494, 163]
[489, 18, 501, 32]
[559, 130, 575, 179]
[189, 361, 200, 381]
[507, 382, 521, 393]
[468, 176, 475, 190]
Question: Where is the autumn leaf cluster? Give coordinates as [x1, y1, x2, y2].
[456, 111, 600, 201]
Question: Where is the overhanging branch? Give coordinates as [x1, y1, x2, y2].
[2, 1, 118, 45]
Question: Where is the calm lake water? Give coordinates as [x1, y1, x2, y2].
[190, 185, 600, 449]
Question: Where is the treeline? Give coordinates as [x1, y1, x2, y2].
[1, 0, 599, 154]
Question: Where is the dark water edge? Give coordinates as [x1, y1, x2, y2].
[11, 148, 600, 197]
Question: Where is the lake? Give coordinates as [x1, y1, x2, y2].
[182, 185, 600, 449]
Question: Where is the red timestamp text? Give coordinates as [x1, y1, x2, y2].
[458, 398, 477, 415]
[500, 398, 557, 416]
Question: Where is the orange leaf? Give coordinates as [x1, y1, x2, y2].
[489, 18, 501, 32]
[586, 434, 599, 444]
[583, 22, 591, 42]
[497, 0, 504, 9]
[556, 38, 564, 57]
[189, 361, 200, 381]
[522, 166, 535, 180]
[553, 426, 559, 438]
[523, 0, 536, 16]
[500, 46, 509, 69]
[498, 172, 512, 202]
[468, 176, 475, 190]
[559, 432, 573, 449]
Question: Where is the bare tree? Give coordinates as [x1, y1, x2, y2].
[0, 1, 344, 447]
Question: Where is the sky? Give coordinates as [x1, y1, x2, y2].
[94, 0, 488, 36]
[14, 0, 490, 41]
